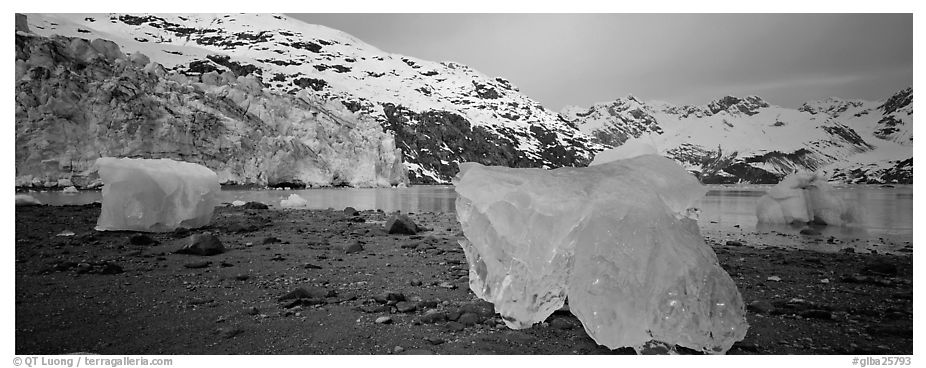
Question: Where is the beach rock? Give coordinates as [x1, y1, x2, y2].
[175, 233, 225, 256]
[343, 240, 364, 253]
[373, 291, 406, 304]
[866, 324, 912, 338]
[725, 240, 744, 247]
[242, 201, 269, 210]
[375, 316, 393, 324]
[396, 301, 417, 313]
[343, 207, 360, 216]
[183, 261, 211, 269]
[74, 261, 123, 275]
[280, 287, 333, 301]
[799, 228, 822, 236]
[360, 305, 390, 314]
[385, 214, 419, 235]
[227, 223, 259, 233]
[400, 241, 420, 249]
[419, 310, 447, 324]
[861, 259, 898, 277]
[424, 336, 445, 345]
[129, 234, 157, 246]
[550, 317, 577, 330]
[800, 310, 833, 320]
[217, 327, 244, 339]
[458, 312, 480, 326]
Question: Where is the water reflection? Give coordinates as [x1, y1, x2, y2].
[695, 185, 912, 243]
[20, 184, 911, 243]
[223, 186, 458, 214]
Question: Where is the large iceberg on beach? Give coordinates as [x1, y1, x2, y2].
[756, 172, 859, 226]
[95, 158, 220, 232]
[453, 155, 748, 354]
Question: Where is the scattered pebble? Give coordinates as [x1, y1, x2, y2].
[183, 261, 211, 269]
[375, 316, 393, 324]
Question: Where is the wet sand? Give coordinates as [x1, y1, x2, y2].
[14, 204, 912, 354]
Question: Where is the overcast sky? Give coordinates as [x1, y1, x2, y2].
[290, 13, 912, 110]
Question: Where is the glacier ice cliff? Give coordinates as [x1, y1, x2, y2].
[15, 30, 407, 189]
[454, 155, 748, 354]
[95, 157, 220, 232]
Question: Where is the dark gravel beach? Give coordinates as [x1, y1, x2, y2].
[14, 204, 913, 355]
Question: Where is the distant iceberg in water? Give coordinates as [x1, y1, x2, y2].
[756, 171, 862, 226]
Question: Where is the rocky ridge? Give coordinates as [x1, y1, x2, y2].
[562, 90, 913, 184]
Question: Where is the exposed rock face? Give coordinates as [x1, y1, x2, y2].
[15, 13, 30, 33]
[561, 95, 663, 147]
[22, 13, 599, 185]
[15, 30, 407, 188]
[873, 87, 913, 144]
[563, 90, 913, 184]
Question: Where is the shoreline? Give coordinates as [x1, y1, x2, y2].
[14, 205, 912, 354]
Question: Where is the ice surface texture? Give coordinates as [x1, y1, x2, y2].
[95, 157, 220, 232]
[756, 172, 859, 226]
[454, 155, 748, 354]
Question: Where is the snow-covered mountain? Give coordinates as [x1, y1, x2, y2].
[562, 90, 913, 184]
[18, 13, 598, 187]
[16, 18, 407, 188]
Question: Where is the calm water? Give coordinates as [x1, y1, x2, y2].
[695, 185, 913, 246]
[23, 184, 912, 244]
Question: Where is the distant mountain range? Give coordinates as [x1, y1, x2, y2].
[562, 88, 912, 184]
[15, 13, 911, 188]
